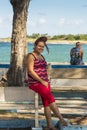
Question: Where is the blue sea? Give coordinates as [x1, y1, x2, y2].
[0, 42, 87, 63]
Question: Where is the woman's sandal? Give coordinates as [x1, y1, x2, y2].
[60, 119, 68, 126]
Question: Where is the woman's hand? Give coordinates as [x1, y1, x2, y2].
[41, 80, 48, 88]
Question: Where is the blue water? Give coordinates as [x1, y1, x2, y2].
[0, 42, 87, 63]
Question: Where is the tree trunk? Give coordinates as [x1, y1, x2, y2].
[7, 0, 30, 86]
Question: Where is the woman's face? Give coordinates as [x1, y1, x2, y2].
[34, 41, 45, 54]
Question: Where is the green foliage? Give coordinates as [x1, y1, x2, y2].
[31, 33, 40, 39]
[65, 34, 75, 40]
[27, 33, 87, 41]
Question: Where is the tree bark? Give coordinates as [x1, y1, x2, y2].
[7, 0, 30, 86]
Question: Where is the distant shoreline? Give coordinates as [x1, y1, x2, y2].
[47, 40, 87, 44]
[27, 38, 87, 44]
[0, 38, 87, 44]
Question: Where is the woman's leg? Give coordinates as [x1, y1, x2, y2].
[44, 106, 59, 130]
[43, 101, 67, 128]
[49, 102, 67, 126]
[44, 106, 52, 127]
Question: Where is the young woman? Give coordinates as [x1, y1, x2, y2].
[26, 36, 67, 130]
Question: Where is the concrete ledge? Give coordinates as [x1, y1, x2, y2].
[51, 79, 87, 90]
[50, 68, 87, 79]
[0, 87, 35, 102]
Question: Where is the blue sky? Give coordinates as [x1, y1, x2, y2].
[0, 0, 87, 38]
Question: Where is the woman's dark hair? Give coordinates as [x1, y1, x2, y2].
[34, 36, 49, 53]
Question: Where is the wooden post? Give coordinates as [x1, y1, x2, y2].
[35, 93, 39, 127]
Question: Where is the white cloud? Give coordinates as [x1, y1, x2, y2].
[27, 17, 47, 28]
[38, 18, 46, 24]
[74, 19, 84, 25]
[57, 18, 85, 26]
[58, 18, 66, 25]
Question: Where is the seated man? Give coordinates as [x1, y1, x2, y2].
[70, 42, 84, 65]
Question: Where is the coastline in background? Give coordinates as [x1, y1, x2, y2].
[0, 37, 87, 44]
